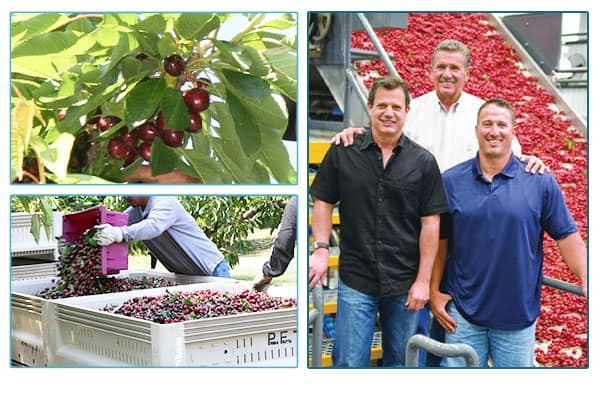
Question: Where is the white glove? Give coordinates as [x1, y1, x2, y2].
[93, 224, 123, 246]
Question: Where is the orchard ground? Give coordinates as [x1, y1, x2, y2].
[128, 228, 297, 287]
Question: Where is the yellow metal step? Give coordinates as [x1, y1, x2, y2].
[309, 289, 338, 314]
[309, 141, 331, 164]
[309, 213, 340, 226]
[309, 332, 383, 367]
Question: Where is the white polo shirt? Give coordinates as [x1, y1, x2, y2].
[404, 90, 521, 172]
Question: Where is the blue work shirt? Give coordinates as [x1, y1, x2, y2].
[121, 197, 225, 275]
[441, 154, 578, 330]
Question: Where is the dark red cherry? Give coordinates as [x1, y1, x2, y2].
[183, 88, 210, 113]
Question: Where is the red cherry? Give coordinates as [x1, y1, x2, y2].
[137, 122, 160, 142]
[183, 88, 210, 113]
[107, 138, 129, 160]
[163, 54, 185, 76]
[120, 128, 138, 149]
[98, 116, 120, 132]
[156, 111, 165, 130]
[58, 109, 67, 120]
[161, 129, 184, 147]
[137, 141, 152, 161]
[188, 112, 202, 133]
[124, 150, 137, 167]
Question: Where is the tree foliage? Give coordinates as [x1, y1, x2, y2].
[11, 13, 297, 184]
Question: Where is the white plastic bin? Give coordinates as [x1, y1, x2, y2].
[44, 282, 296, 366]
[11, 212, 63, 259]
[10, 271, 235, 366]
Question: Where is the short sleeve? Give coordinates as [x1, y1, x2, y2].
[540, 174, 578, 240]
[309, 145, 341, 205]
[419, 154, 449, 216]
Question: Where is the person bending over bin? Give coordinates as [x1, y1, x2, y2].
[309, 76, 448, 367]
[93, 196, 230, 277]
[430, 99, 587, 367]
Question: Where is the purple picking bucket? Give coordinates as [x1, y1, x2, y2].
[62, 205, 128, 275]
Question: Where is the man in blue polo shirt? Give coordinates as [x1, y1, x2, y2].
[429, 98, 587, 367]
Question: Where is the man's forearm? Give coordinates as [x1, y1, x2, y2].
[416, 214, 440, 285]
[557, 232, 587, 286]
[311, 200, 335, 244]
[431, 239, 448, 292]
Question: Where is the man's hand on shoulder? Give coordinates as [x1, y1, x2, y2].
[330, 127, 366, 147]
[519, 154, 549, 175]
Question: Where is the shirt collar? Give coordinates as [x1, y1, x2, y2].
[471, 152, 519, 180]
[359, 128, 407, 152]
[437, 97, 460, 113]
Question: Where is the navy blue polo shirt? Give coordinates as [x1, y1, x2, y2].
[441, 154, 578, 330]
[311, 130, 448, 297]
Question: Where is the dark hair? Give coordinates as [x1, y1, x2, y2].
[367, 76, 411, 108]
[477, 98, 515, 124]
[432, 39, 471, 68]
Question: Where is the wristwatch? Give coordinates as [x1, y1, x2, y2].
[310, 241, 330, 254]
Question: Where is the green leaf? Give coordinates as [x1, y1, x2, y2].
[39, 198, 54, 241]
[135, 14, 167, 34]
[221, 69, 287, 131]
[160, 88, 189, 130]
[12, 30, 97, 58]
[206, 103, 255, 181]
[250, 162, 271, 183]
[12, 54, 79, 81]
[256, 14, 296, 31]
[214, 40, 269, 77]
[150, 140, 178, 176]
[30, 215, 41, 244]
[264, 48, 297, 100]
[106, 32, 139, 75]
[258, 127, 295, 184]
[92, 24, 121, 47]
[176, 147, 231, 183]
[11, 98, 36, 181]
[124, 78, 166, 128]
[174, 14, 220, 41]
[11, 13, 73, 46]
[225, 91, 261, 156]
[120, 55, 160, 81]
[43, 133, 75, 181]
[156, 36, 179, 59]
[57, 80, 124, 134]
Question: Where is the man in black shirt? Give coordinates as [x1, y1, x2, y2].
[309, 76, 448, 367]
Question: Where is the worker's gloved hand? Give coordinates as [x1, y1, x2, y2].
[252, 273, 273, 292]
[93, 224, 123, 246]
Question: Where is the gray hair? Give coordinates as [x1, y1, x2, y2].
[432, 39, 471, 68]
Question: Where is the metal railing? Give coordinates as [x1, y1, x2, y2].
[309, 282, 324, 367]
[405, 334, 479, 367]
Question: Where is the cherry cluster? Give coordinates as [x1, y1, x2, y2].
[71, 53, 211, 169]
[102, 289, 297, 324]
[37, 231, 175, 299]
[351, 13, 588, 366]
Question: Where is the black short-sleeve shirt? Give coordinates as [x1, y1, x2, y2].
[310, 130, 448, 296]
